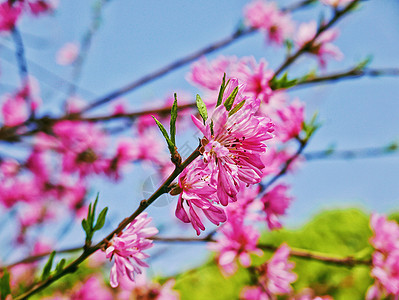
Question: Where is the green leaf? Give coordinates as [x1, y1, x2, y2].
[152, 116, 175, 154]
[196, 94, 208, 124]
[210, 120, 214, 137]
[81, 219, 89, 235]
[270, 72, 297, 90]
[41, 251, 56, 280]
[355, 55, 373, 71]
[0, 270, 11, 300]
[217, 73, 227, 107]
[228, 100, 245, 117]
[224, 86, 239, 111]
[94, 207, 108, 231]
[55, 259, 66, 274]
[170, 94, 178, 145]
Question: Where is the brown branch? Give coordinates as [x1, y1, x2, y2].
[151, 236, 371, 268]
[2, 247, 82, 269]
[296, 67, 399, 88]
[273, 0, 361, 78]
[79, 0, 315, 114]
[14, 147, 201, 300]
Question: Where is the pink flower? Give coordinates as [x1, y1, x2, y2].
[210, 218, 262, 275]
[52, 121, 109, 177]
[321, 0, 354, 7]
[370, 213, 399, 253]
[105, 138, 137, 180]
[261, 184, 293, 230]
[56, 42, 80, 65]
[244, 0, 294, 45]
[117, 271, 179, 300]
[275, 99, 305, 142]
[367, 214, 399, 299]
[233, 57, 274, 103]
[192, 79, 274, 205]
[65, 95, 86, 114]
[105, 213, 158, 288]
[175, 159, 226, 235]
[27, 0, 54, 15]
[188, 56, 236, 90]
[1, 93, 29, 127]
[241, 243, 297, 299]
[71, 276, 113, 300]
[0, 2, 21, 32]
[295, 21, 343, 68]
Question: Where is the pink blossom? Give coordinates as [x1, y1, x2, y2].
[321, 0, 354, 7]
[65, 95, 86, 114]
[0, 2, 22, 32]
[105, 138, 137, 180]
[1, 93, 29, 127]
[295, 21, 343, 68]
[233, 57, 274, 103]
[175, 159, 226, 235]
[0, 159, 20, 177]
[117, 271, 179, 300]
[367, 214, 399, 299]
[192, 79, 274, 205]
[210, 219, 262, 275]
[241, 244, 297, 299]
[370, 251, 399, 297]
[52, 121, 109, 177]
[27, 0, 54, 15]
[244, 0, 294, 45]
[370, 213, 399, 253]
[188, 56, 236, 90]
[261, 184, 293, 230]
[275, 99, 305, 142]
[56, 42, 80, 65]
[105, 212, 158, 288]
[71, 276, 113, 300]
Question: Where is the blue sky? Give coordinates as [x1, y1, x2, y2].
[1, 0, 398, 275]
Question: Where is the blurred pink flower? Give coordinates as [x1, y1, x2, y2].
[105, 213, 158, 288]
[244, 0, 294, 45]
[210, 219, 262, 275]
[275, 99, 305, 142]
[241, 243, 297, 299]
[0, 2, 22, 32]
[1, 93, 29, 127]
[71, 276, 113, 300]
[261, 184, 293, 230]
[295, 21, 343, 68]
[56, 42, 80, 65]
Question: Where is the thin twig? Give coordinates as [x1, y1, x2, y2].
[273, 0, 361, 78]
[152, 236, 371, 267]
[14, 147, 201, 300]
[80, 0, 315, 113]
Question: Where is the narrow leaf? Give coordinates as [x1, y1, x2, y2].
[224, 86, 239, 111]
[94, 207, 108, 231]
[170, 93, 178, 145]
[55, 259, 66, 274]
[217, 73, 227, 107]
[41, 251, 56, 280]
[152, 116, 175, 154]
[0, 270, 11, 300]
[228, 100, 246, 117]
[81, 219, 89, 235]
[196, 94, 208, 124]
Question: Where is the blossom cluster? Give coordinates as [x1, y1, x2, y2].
[367, 214, 399, 299]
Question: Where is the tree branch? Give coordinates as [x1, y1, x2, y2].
[13, 147, 201, 300]
[273, 0, 361, 78]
